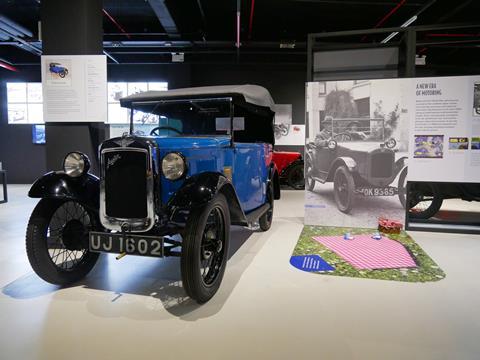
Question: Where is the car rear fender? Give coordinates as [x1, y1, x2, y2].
[28, 171, 100, 212]
[327, 157, 357, 182]
[166, 172, 247, 225]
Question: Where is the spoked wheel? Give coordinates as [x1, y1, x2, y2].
[409, 184, 443, 219]
[181, 193, 230, 303]
[286, 162, 305, 190]
[259, 183, 274, 231]
[305, 158, 316, 191]
[26, 199, 100, 285]
[333, 166, 355, 213]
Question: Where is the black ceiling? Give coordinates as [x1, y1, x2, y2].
[0, 0, 479, 68]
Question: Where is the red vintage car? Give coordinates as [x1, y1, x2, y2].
[272, 151, 304, 190]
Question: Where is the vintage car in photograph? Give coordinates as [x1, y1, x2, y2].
[408, 182, 480, 219]
[25, 85, 280, 303]
[272, 151, 304, 189]
[305, 117, 407, 213]
[48, 62, 69, 78]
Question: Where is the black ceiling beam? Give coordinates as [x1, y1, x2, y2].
[289, 0, 425, 6]
[147, 0, 180, 38]
[309, 22, 480, 39]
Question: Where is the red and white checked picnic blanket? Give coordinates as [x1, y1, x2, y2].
[313, 234, 416, 270]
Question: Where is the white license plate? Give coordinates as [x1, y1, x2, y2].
[89, 232, 164, 257]
[357, 187, 397, 196]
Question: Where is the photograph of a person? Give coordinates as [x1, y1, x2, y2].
[305, 80, 409, 228]
[273, 104, 292, 140]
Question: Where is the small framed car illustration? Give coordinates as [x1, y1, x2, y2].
[26, 85, 281, 303]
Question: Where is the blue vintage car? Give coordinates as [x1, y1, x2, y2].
[48, 62, 69, 78]
[26, 85, 280, 303]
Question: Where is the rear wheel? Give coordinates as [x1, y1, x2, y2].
[259, 183, 274, 231]
[26, 199, 100, 285]
[333, 166, 355, 213]
[409, 184, 443, 219]
[181, 194, 230, 303]
[286, 162, 305, 190]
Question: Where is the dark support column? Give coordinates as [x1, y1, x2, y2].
[405, 29, 416, 78]
[41, 0, 105, 175]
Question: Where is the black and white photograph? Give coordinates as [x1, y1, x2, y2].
[305, 80, 410, 227]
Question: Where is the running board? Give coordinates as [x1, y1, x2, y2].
[245, 203, 270, 224]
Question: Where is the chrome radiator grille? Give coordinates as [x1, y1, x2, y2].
[100, 147, 155, 232]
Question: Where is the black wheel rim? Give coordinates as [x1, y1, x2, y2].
[47, 201, 91, 271]
[289, 166, 305, 189]
[200, 206, 226, 286]
[335, 172, 349, 207]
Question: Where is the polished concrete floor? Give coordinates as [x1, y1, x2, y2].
[1, 185, 480, 360]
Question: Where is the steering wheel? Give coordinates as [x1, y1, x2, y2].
[332, 133, 352, 141]
[150, 126, 182, 136]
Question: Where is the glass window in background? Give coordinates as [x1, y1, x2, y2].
[7, 82, 44, 124]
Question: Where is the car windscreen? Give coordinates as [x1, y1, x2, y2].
[129, 98, 236, 137]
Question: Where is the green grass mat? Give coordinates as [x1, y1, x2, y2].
[292, 226, 445, 282]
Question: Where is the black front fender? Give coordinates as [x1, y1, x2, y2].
[166, 172, 247, 225]
[28, 172, 100, 211]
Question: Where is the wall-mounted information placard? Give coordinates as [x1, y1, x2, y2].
[41, 55, 107, 122]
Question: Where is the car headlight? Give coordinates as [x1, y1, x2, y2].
[327, 139, 337, 150]
[63, 152, 90, 177]
[385, 138, 397, 149]
[162, 152, 186, 180]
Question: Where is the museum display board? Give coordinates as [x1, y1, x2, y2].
[305, 75, 480, 229]
[41, 55, 107, 122]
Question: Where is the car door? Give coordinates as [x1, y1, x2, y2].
[313, 143, 336, 182]
[232, 143, 265, 213]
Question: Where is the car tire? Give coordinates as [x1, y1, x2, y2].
[286, 162, 305, 190]
[398, 167, 408, 209]
[259, 183, 274, 231]
[59, 71, 66, 78]
[181, 193, 230, 304]
[409, 184, 443, 219]
[305, 159, 316, 191]
[333, 166, 355, 213]
[26, 198, 100, 285]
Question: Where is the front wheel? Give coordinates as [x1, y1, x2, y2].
[305, 159, 316, 191]
[181, 193, 230, 303]
[398, 167, 408, 209]
[26, 199, 100, 285]
[333, 166, 355, 213]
